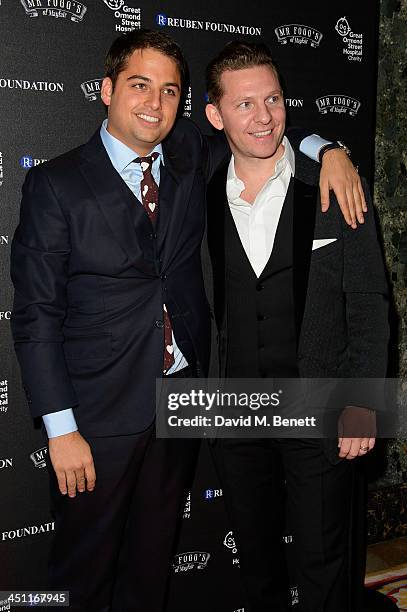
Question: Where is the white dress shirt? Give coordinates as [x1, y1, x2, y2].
[227, 136, 295, 278]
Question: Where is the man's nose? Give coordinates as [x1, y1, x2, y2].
[254, 103, 272, 124]
[146, 88, 161, 110]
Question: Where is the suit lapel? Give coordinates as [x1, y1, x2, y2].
[157, 128, 195, 267]
[79, 131, 156, 276]
[292, 177, 318, 341]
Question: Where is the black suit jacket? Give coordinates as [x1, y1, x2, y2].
[11, 118, 229, 436]
[204, 154, 389, 406]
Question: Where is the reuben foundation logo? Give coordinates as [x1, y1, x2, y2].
[0, 458, 13, 469]
[19, 155, 48, 169]
[316, 95, 361, 117]
[101, 1, 141, 32]
[335, 17, 363, 62]
[0, 380, 8, 414]
[0, 236, 8, 246]
[172, 551, 210, 573]
[156, 13, 261, 36]
[0, 151, 3, 187]
[275, 24, 322, 47]
[285, 98, 304, 108]
[81, 78, 103, 101]
[0, 312, 11, 320]
[223, 531, 240, 566]
[204, 488, 223, 500]
[30, 446, 48, 469]
[2, 521, 55, 541]
[0, 79, 64, 93]
[20, 0, 87, 21]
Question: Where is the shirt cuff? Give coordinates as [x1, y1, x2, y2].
[42, 409, 78, 438]
[300, 134, 332, 163]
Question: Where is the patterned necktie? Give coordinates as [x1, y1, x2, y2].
[135, 153, 175, 372]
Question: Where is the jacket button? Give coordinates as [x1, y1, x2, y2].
[257, 314, 267, 321]
[155, 320, 164, 329]
[256, 284, 264, 291]
[161, 274, 167, 280]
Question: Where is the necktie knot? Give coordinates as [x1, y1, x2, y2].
[135, 152, 159, 173]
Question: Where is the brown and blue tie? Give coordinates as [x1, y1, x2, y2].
[136, 154, 175, 372]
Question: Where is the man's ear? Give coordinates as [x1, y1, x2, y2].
[101, 77, 113, 107]
[205, 103, 224, 131]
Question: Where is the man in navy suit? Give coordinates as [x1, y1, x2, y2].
[11, 29, 366, 612]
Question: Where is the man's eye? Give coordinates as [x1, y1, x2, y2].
[132, 82, 146, 89]
[163, 88, 176, 96]
[268, 95, 281, 104]
[238, 101, 251, 109]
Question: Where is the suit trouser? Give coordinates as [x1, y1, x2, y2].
[47, 425, 200, 612]
[211, 438, 356, 612]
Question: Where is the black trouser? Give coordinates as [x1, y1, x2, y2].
[47, 368, 199, 612]
[211, 438, 356, 612]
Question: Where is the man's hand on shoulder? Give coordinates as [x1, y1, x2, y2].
[49, 431, 96, 497]
[320, 149, 367, 229]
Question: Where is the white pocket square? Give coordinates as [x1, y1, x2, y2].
[312, 238, 337, 251]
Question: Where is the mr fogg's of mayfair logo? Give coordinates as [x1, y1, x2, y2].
[275, 24, 323, 48]
[101, 0, 141, 33]
[156, 13, 261, 36]
[316, 95, 361, 117]
[30, 446, 48, 469]
[20, 0, 87, 21]
[335, 17, 363, 63]
[0, 380, 8, 414]
[172, 551, 210, 573]
[81, 78, 103, 102]
[19, 155, 48, 169]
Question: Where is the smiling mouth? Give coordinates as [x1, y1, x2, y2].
[251, 129, 273, 138]
[137, 113, 160, 124]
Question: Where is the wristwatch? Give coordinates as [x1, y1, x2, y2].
[318, 140, 352, 162]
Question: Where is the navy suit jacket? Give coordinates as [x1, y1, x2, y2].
[11, 118, 229, 436]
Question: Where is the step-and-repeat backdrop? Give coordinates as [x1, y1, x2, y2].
[0, 1, 379, 610]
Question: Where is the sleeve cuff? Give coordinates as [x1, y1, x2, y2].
[300, 134, 332, 163]
[42, 408, 78, 438]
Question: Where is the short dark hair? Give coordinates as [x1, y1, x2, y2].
[206, 40, 280, 106]
[105, 28, 188, 91]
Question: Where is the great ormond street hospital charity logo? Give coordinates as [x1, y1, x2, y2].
[335, 16, 363, 62]
[335, 16, 351, 37]
[102, 0, 124, 9]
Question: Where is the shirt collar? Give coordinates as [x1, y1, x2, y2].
[227, 135, 295, 204]
[100, 118, 164, 175]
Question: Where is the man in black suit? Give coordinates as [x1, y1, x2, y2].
[204, 41, 389, 612]
[10, 29, 367, 612]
